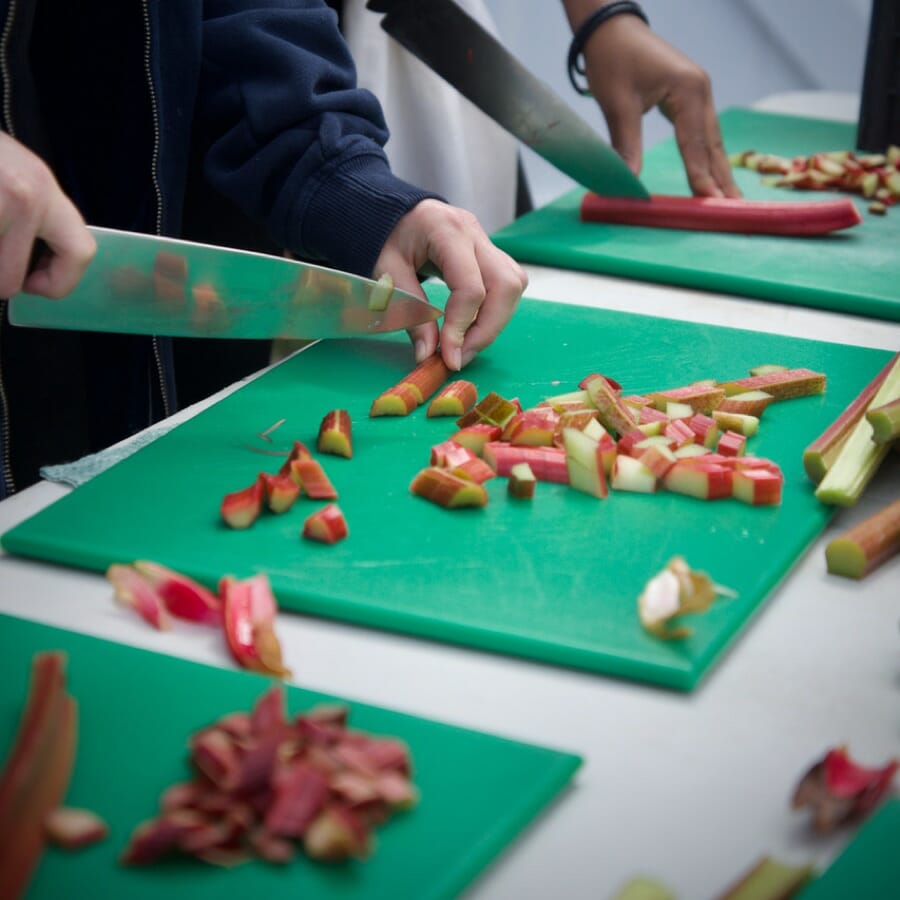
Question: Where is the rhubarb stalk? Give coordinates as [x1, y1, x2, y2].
[866, 396, 900, 445]
[825, 497, 900, 579]
[580, 192, 862, 236]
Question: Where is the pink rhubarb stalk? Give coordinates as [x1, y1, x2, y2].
[580, 192, 862, 236]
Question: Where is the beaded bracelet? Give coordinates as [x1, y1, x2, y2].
[567, 1, 650, 95]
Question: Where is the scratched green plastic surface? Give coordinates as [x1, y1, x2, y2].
[491, 109, 900, 322]
[797, 799, 900, 898]
[1, 296, 892, 690]
[0, 613, 580, 900]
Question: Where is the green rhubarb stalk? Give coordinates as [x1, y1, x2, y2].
[714, 856, 814, 900]
[815, 358, 900, 506]
[825, 497, 900, 579]
[866, 396, 900, 444]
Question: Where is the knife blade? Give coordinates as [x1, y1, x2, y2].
[8, 227, 443, 340]
[367, 0, 649, 200]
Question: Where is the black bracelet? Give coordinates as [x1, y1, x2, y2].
[567, 1, 650, 95]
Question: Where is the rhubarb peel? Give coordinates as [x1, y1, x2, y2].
[220, 575, 291, 678]
[581, 192, 862, 236]
[132, 560, 222, 626]
[825, 497, 900, 579]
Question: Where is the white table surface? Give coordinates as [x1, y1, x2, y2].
[2, 94, 899, 899]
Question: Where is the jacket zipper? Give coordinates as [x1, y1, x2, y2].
[0, 0, 19, 495]
[141, 0, 172, 419]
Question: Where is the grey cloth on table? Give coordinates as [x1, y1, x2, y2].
[39, 419, 177, 488]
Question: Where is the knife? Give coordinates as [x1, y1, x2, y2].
[366, 0, 649, 200]
[8, 227, 443, 340]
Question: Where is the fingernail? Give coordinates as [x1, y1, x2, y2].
[414, 339, 427, 362]
[449, 347, 462, 371]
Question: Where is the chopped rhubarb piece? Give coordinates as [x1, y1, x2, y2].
[578, 372, 622, 392]
[665, 401, 694, 420]
[107, 563, 171, 630]
[563, 427, 608, 499]
[616, 427, 652, 457]
[815, 357, 900, 505]
[712, 410, 759, 437]
[290, 458, 338, 500]
[409, 467, 489, 508]
[482, 442, 569, 483]
[649, 384, 726, 415]
[539, 388, 593, 412]
[637, 444, 678, 479]
[581, 192, 862, 235]
[261, 472, 301, 514]
[397, 353, 451, 404]
[430, 439, 476, 468]
[369, 384, 419, 417]
[505, 409, 560, 446]
[663, 461, 732, 500]
[220, 574, 291, 678]
[457, 390, 519, 429]
[610, 455, 657, 493]
[792, 747, 899, 832]
[303, 805, 371, 862]
[663, 418, 695, 448]
[804, 354, 898, 483]
[317, 409, 353, 459]
[302, 504, 349, 544]
[450, 423, 503, 456]
[687, 413, 720, 448]
[0, 653, 77, 899]
[717, 430, 747, 457]
[732, 469, 783, 506]
[44, 807, 109, 849]
[426, 380, 478, 417]
[556, 409, 599, 435]
[748, 364, 789, 377]
[265, 762, 330, 837]
[508, 462, 537, 499]
[673, 443, 711, 460]
[720, 367, 826, 400]
[866, 396, 900, 444]
[132, 560, 222, 626]
[825, 497, 900, 579]
[715, 390, 775, 419]
[220, 475, 266, 529]
[451, 457, 497, 484]
[278, 441, 313, 476]
[583, 374, 638, 437]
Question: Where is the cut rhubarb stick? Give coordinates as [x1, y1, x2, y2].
[302, 504, 349, 544]
[610, 455, 657, 493]
[409, 466, 489, 508]
[0, 653, 77, 899]
[261, 472, 301, 514]
[733, 469, 783, 506]
[482, 442, 569, 483]
[687, 413, 720, 448]
[505, 409, 560, 447]
[539, 388, 593, 412]
[369, 384, 419, 417]
[44, 807, 109, 849]
[720, 367, 826, 400]
[712, 410, 759, 437]
[220, 475, 266, 529]
[717, 430, 747, 457]
[815, 359, 900, 505]
[290, 459, 338, 500]
[716, 856, 813, 900]
[508, 462, 536, 499]
[456, 391, 519, 429]
[451, 457, 497, 484]
[663, 461, 732, 500]
[866, 396, 900, 444]
[426, 380, 478, 417]
[637, 444, 678, 479]
[132, 561, 222, 626]
[450, 423, 503, 456]
[278, 441, 313, 476]
[396, 353, 451, 404]
[317, 410, 352, 459]
[824, 497, 900, 579]
[107, 563, 172, 630]
[583, 374, 638, 437]
[803, 353, 899, 483]
[649, 384, 725, 415]
[430, 439, 476, 468]
[581, 192, 862, 235]
[716, 390, 774, 419]
[563, 427, 608, 499]
[220, 574, 291, 678]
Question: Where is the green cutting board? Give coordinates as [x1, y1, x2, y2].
[1, 296, 892, 690]
[492, 109, 900, 322]
[798, 800, 900, 899]
[0, 613, 581, 900]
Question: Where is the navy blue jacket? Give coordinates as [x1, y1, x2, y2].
[0, 0, 439, 498]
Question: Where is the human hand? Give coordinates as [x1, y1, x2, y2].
[0, 132, 96, 299]
[564, 4, 740, 198]
[373, 199, 528, 371]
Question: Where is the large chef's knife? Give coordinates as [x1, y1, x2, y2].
[367, 0, 649, 199]
[8, 227, 443, 340]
